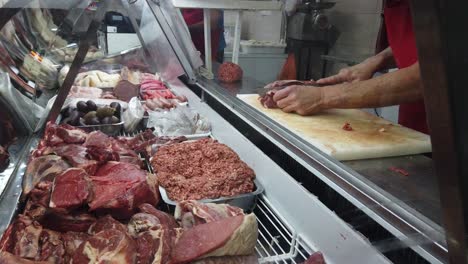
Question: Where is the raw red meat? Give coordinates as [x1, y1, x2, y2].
[37, 229, 65, 263]
[127, 213, 161, 237]
[175, 201, 244, 228]
[22, 155, 70, 198]
[41, 145, 98, 175]
[0, 251, 48, 264]
[23, 182, 53, 221]
[138, 204, 178, 230]
[12, 216, 42, 260]
[71, 229, 136, 264]
[89, 162, 159, 219]
[135, 226, 171, 264]
[259, 90, 278, 109]
[88, 215, 127, 235]
[41, 122, 88, 147]
[302, 252, 326, 264]
[263, 80, 316, 90]
[114, 80, 140, 102]
[342, 123, 353, 131]
[218, 62, 243, 83]
[40, 212, 96, 233]
[0, 145, 9, 172]
[49, 168, 91, 211]
[62, 232, 90, 263]
[171, 215, 245, 263]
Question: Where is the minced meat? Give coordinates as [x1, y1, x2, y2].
[151, 139, 255, 201]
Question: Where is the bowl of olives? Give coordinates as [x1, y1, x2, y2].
[60, 100, 123, 135]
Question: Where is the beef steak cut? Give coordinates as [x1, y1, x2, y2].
[50, 168, 91, 210]
[88, 215, 127, 235]
[175, 200, 244, 228]
[72, 229, 136, 264]
[41, 145, 98, 175]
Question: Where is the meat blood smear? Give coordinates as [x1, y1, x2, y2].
[151, 138, 256, 201]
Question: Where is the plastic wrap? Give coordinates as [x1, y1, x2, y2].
[122, 97, 144, 132]
[0, 71, 44, 131]
[146, 106, 211, 136]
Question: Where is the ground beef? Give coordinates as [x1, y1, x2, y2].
[151, 139, 255, 201]
[218, 62, 243, 83]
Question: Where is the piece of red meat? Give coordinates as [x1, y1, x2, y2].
[12, 216, 42, 260]
[37, 229, 65, 263]
[41, 145, 98, 175]
[62, 232, 90, 263]
[175, 200, 244, 228]
[49, 168, 91, 211]
[342, 123, 353, 131]
[135, 226, 171, 264]
[127, 213, 161, 237]
[0, 251, 49, 264]
[259, 90, 278, 109]
[40, 211, 96, 233]
[71, 229, 136, 264]
[138, 203, 178, 230]
[218, 62, 243, 83]
[88, 215, 127, 235]
[22, 155, 70, 199]
[89, 162, 159, 219]
[39, 122, 88, 148]
[263, 80, 317, 90]
[114, 80, 140, 102]
[0, 145, 9, 172]
[302, 252, 327, 264]
[23, 181, 53, 221]
[170, 215, 245, 263]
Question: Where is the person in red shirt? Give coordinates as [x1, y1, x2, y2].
[182, 9, 223, 62]
[269, 0, 428, 134]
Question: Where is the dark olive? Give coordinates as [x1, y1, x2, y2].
[61, 117, 71, 125]
[110, 116, 120, 124]
[76, 101, 88, 112]
[86, 117, 101, 126]
[86, 100, 98, 112]
[110, 102, 121, 112]
[78, 111, 86, 117]
[68, 111, 80, 125]
[101, 116, 113, 124]
[61, 107, 72, 118]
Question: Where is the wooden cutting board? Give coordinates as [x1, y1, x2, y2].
[238, 94, 431, 161]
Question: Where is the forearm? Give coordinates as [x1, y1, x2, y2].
[322, 62, 423, 109]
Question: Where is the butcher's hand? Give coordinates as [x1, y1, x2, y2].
[272, 85, 325, 116]
[316, 61, 377, 85]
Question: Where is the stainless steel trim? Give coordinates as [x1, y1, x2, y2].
[172, 0, 283, 10]
[196, 77, 448, 264]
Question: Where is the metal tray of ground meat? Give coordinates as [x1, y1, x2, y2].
[158, 179, 264, 212]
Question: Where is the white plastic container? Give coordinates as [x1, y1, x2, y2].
[240, 40, 286, 54]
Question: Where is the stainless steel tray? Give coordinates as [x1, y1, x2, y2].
[159, 179, 264, 212]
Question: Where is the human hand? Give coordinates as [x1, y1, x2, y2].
[316, 61, 378, 85]
[272, 85, 325, 115]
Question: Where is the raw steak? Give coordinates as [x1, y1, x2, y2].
[0, 251, 48, 264]
[138, 204, 178, 230]
[114, 80, 140, 102]
[171, 214, 258, 263]
[89, 163, 160, 219]
[127, 213, 161, 237]
[22, 155, 70, 198]
[135, 226, 171, 264]
[62, 232, 90, 263]
[175, 200, 244, 228]
[40, 212, 96, 233]
[41, 123, 88, 147]
[37, 229, 65, 263]
[88, 215, 127, 235]
[72, 229, 136, 264]
[49, 168, 91, 210]
[41, 145, 98, 175]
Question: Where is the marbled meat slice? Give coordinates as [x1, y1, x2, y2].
[175, 200, 244, 228]
[88, 215, 127, 235]
[89, 163, 159, 219]
[62, 232, 90, 263]
[0, 251, 49, 264]
[22, 155, 70, 199]
[135, 226, 171, 264]
[49, 168, 91, 210]
[71, 229, 136, 264]
[171, 214, 258, 263]
[127, 213, 161, 237]
[37, 229, 65, 263]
